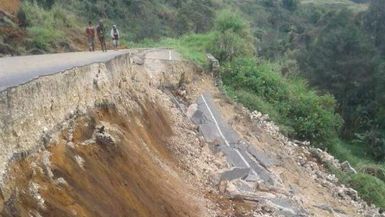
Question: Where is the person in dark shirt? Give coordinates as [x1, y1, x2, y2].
[85, 21, 95, 52]
[96, 20, 107, 52]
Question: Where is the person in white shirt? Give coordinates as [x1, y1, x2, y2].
[111, 25, 120, 49]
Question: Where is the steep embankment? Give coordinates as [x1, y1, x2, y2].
[0, 49, 224, 216]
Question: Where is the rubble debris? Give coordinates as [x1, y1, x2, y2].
[248, 109, 384, 217]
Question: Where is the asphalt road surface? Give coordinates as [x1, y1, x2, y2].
[0, 49, 181, 92]
[0, 50, 132, 91]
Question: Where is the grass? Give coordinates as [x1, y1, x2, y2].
[329, 140, 372, 166]
[28, 26, 64, 50]
[326, 139, 385, 209]
[327, 161, 385, 209]
[300, 0, 368, 11]
[133, 33, 215, 66]
[22, 1, 83, 52]
[222, 58, 341, 145]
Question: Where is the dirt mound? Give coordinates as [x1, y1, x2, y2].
[0, 0, 20, 14]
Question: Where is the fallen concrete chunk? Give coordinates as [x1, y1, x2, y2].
[186, 104, 198, 119]
[268, 197, 307, 217]
[220, 167, 250, 181]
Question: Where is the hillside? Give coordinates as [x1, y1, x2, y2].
[0, 48, 381, 217]
[0, 0, 368, 56]
[4, 0, 385, 216]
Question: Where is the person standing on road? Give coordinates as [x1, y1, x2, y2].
[96, 20, 107, 52]
[86, 21, 96, 51]
[111, 25, 120, 50]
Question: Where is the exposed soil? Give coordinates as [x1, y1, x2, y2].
[1, 104, 209, 217]
[0, 0, 20, 14]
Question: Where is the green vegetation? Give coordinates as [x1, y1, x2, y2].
[297, 3, 385, 161]
[4, 0, 385, 211]
[136, 33, 215, 66]
[326, 159, 385, 209]
[222, 58, 341, 144]
[209, 10, 254, 62]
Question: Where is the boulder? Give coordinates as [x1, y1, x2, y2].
[341, 161, 357, 174]
[95, 125, 115, 147]
[95, 132, 115, 147]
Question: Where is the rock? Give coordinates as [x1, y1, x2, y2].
[42, 151, 54, 179]
[337, 186, 359, 201]
[74, 155, 85, 170]
[132, 56, 144, 65]
[95, 132, 115, 147]
[55, 177, 68, 187]
[28, 182, 45, 209]
[206, 53, 220, 74]
[293, 140, 310, 147]
[94, 125, 115, 147]
[345, 188, 359, 201]
[341, 161, 357, 174]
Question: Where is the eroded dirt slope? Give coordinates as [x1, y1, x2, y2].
[1, 104, 208, 217]
[0, 49, 381, 217]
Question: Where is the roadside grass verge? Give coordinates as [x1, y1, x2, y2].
[133, 33, 215, 66]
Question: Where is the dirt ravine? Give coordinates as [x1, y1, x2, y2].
[0, 49, 373, 216]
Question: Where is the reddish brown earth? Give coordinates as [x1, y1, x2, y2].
[0, 104, 207, 217]
[0, 0, 20, 14]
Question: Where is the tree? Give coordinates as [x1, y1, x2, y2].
[282, 0, 299, 11]
[175, 0, 214, 34]
[364, 0, 385, 55]
[298, 9, 378, 138]
[209, 10, 254, 62]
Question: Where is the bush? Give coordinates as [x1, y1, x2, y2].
[222, 57, 342, 145]
[209, 10, 254, 62]
[28, 26, 62, 50]
[326, 162, 385, 209]
[349, 173, 385, 208]
[357, 164, 385, 183]
[22, 1, 78, 51]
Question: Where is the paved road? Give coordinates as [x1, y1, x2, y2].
[192, 93, 277, 185]
[0, 50, 132, 91]
[0, 49, 181, 92]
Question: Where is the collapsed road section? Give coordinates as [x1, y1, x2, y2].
[191, 93, 307, 216]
